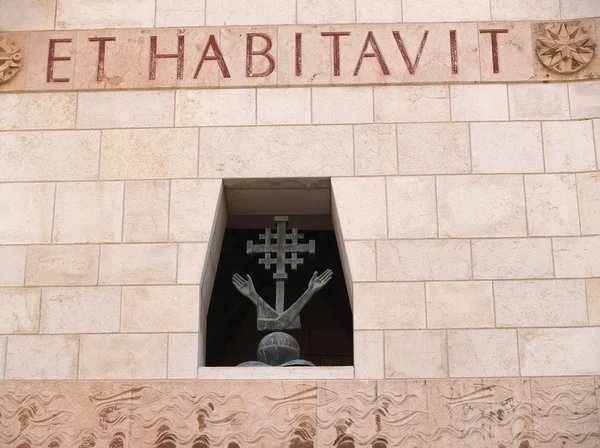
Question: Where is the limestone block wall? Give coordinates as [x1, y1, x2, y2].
[0, 0, 599, 383]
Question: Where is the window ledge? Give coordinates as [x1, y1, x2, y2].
[197, 366, 354, 380]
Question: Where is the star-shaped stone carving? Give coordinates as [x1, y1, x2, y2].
[0, 39, 22, 85]
[536, 23, 596, 74]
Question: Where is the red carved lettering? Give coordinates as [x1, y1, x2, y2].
[194, 34, 231, 79]
[89, 37, 116, 82]
[480, 29, 508, 74]
[47, 39, 72, 83]
[450, 30, 458, 75]
[321, 32, 350, 76]
[354, 31, 390, 76]
[149, 35, 185, 80]
[295, 33, 302, 77]
[246, 33, 275, 77]
[393, 31, 428, 75]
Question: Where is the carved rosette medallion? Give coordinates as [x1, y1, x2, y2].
[536, 23, 596, 74]
[0, 38, 22, 85]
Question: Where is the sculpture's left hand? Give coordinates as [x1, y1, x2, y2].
[307, 269, 333, 293]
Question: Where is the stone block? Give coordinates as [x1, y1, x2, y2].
[426, 281, 495, 329]
[53, 182, 123, 243]
[176, 89, 255, 126]
[331, 177, 387, 239]
[156, 0, 205, 27]
[356, 0, 402, 22]
[491, 0, 560, 19]
[56, 0, 155, 29]
[397, 123, 470, 174]
[471, 122, 544, 173]
[344, 240, 376, 282]
[0, 131, 100, 181]
[0, 336, 4, 379]
[377, 240, 471, 281]
[354, 124, 398, 175]
[553, 236, 600, 277]
[199, 126, 353, 177]
[0, 93, 76, 130]
[79, 334, 168, 379]
[587, 279, 600, 325]
[0, 183, 55, 244]
[257, 88, 311, 125]
[0, 0, 56, 30]
[353, 282, 426, 329]
[100, 128, 198, 180]
[472, 238, 554, 279]
[448, 329, 519, 377]
[519, 328, 600, 376]
[168, 333, 199, 379]
[569, 81, 600, 119]
[77, 91, 175, 128]
[525, 174, 580, 236]
[385, 330, 447, 378]
[0, 288, 40, 334]
[386, 176, 437, 238]
[375, 86, 450, 122]
[5, 335, 79, 380]
[26, 31, 75, 91]
[577, 172, 600, 235]
[496, 280, 587, 327]
[169, 179, 223, 242]
[99, 244, 177, 285]
[123, 180, 169, 243]
[450, 84, 509, 121]
[509, 83, 570, 120]
[560, 0, 600, 19]
[0, 246, 26, 286]
[178, 243, 210, 284]
[312, 87, 373, 124]
[354, 331, 384, 379]
[205, 0, 295, 25]
[403, 0, 490, 21]
[40, 286, 121, 333]
[437, 175, 527, 238]
[297, 0, 355, 24]
[542, 120, 597, 172]
[26, 245, 99, 286]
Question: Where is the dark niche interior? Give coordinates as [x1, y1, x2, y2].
[206, 222, 353, 367]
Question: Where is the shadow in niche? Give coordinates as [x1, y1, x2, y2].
[206, 227, 353, 367]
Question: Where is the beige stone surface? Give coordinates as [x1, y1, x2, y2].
[403, 0, 490, 21]
[577, 172, 600, 235]
[198, 366, 353, 379]
[385, 330, 447, 378]
[495, 280, 587, 327]
[450, 84, 509, 121]
[525, 174, 580, 236]
[123, 180, 169, 243]
[40, 286, 121, 333]
[472, 238, 554, 279]
[168, 333, 199, 379]
[542, 120, 597, 172]
[553, 236, 600, 277]
[387, 176, 437, 238]
[77, 91, 175, 128]
[587, 279, 600, 325]
[377, 240, 472, 281]
[56, 0, 155, 29]
[5, 335, 79, 379]
[353, 282, 426, 329]
[79, 333, 168, 379]
[471, 122, 544, 173]
[26, 245, 99, 286]
[438, 175, 527, 238]
[397, 123, 471, 174]
[0, 336, 4, 379]
[176, 89, 255, 126]
[0, 131, 100, 181]
[257, 88, 311, 125]
[53, 182, 123, 243]
[297, 0, 355, 24]
[491, 0, 560, 19]
[99, 244, 177, 285]
[354, 124, 398, 175]
[519, 328, 600, 376]
[156, 0, 205, 27]
[169, 179, 223, 241]
[0, 288, 40, 334]
[100, 128, 198, 180]
[0, 0, 56, 30]
[426, 281, 495, 329]
[569, 81, 600, 119]
[0, 246, 26, 287]
[177, 243, 209, 284]
[312, 87, 373, 124]
[354, 330, 384, 379]
[448, 329, 519, 377]
[356, 0, 402, 22]
[26, 31, 75, 91]
[375, 86, 450, 122]
[560, 0, 600, 19]
[331, 177, 387, 239]
[0, 93, 76, 130]
[509, 83, 570, 120]
[341, 242, 374, 286]
[199, 126, 353, 177]
[0, 183, 55, 244]
[206, 0, 295, 25]
[121, 285, 199, 332]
